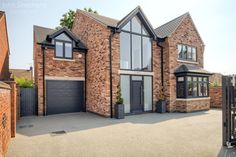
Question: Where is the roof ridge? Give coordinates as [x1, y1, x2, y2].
[33, 25, 55, 31]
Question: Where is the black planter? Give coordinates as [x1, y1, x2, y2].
[115, 104, 125, 119]
[156, 100, 166, 113]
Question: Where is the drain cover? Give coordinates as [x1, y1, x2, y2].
[50, 130, 66, 136]
[18, 124, 34, 128]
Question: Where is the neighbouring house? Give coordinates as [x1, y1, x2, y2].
[10, 67, 33, 80]
[34, 6, 211, 117]
[0, 11, 10, 80]
[0, 11, 17, 157]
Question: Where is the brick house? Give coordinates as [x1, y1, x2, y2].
[34, 6, 211, 117]
[0, 11, 10, 80]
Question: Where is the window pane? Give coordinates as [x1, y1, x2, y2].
[193, 77, 197, 81]
[187, 46, 192, 60]
[187, 76, 192, 81]
[144, 76, 152, 111]
[142, 37, 152, 71]
[188, 82, 193, 97]
[120, 32, 131, 69]
[203, 83, 208, 96]
[121, 75, 130, 113]
[192, 47, 197, 61]
[178, 77, 184, 82]
[55, 33, 72, 42]
[178, 45, 182, 59]
[122, 21, 130, 31]
[132, 76, 142, 81]
[198, 83, 204, 96]
[55, 42, 63, 57]
[203, 77, 208, 82]
[132, 34, 141, 70]
[65, 43, 72, 58]
[182, 45, 187, 59]
[131, 16, 141, 34]
[198, 77, 202, 82]
[142, 27, 149, 35]
[193, 83, 198, 96]
[177, 82, 185, 98]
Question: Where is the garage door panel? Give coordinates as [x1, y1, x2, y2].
[46, 80, 84, 115]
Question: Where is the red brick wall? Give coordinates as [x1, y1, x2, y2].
[209, 87, 222, 108]
[163, 15, 205, 112]
[0, 13, 10, 80]
[34, 43, 85, 115]
[72, 11, 111, 117]
[0, 82, 11, 157]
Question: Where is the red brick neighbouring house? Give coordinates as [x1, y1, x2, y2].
[34, 6, 211, 117]
[0, 11, 17, 157]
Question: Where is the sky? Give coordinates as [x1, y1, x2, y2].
[0, 0, 236, 74]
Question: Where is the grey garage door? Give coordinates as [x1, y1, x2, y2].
[46, 80, 84, 115]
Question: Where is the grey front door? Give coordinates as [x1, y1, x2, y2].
[131, 80, 143, 113]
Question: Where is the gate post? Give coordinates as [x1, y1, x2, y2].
[222, 76, 227, 146]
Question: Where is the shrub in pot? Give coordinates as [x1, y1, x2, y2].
[115, 83, 125, 119]
[156, 87, 166, 113]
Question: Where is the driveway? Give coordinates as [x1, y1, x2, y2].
[7, 109, 224, 157]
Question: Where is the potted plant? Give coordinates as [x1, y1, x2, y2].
[115, 83, 125, 119]
[156, 87, 166, 113]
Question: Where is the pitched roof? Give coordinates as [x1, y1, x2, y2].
[155, 13, 189, 38]
[10, 68, 33, 80]
[0, 11, 4, 19]
[34, 25, 55, 43]
[77, 6, 157, 38]
[77, 9, 119, 27]
[175, 64, 211, 75]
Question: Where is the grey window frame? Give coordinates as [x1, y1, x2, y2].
[120, 16, 153, 72]
[177, 44, 197, 62]
[55, 39, 73, 59]
[176, 75, 209, 98]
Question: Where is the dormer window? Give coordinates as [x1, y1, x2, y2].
[55, 41, 73, 59]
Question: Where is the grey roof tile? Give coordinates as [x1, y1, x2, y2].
[33, 25, 55, 43]
[155, 13, 189, 38]
[77, 9, 119, 27]
[175, 64, 211, 74]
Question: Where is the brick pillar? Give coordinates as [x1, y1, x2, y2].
[4, 81, 16, 138]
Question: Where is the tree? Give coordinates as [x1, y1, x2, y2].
[59, 10, 75, 30]
[15, 77, 34, 88]
[59, 8, 98, 30]
[84, 7, 98, 14]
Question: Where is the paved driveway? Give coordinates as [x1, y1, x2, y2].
[7, 110, 224, 157]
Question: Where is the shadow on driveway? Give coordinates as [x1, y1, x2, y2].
[218, 146, 236, 157]
[17, 110, 213, 137]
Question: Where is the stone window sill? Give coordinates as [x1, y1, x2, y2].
[53, 58, 75, 62]
[176, 97, 210, 101]
[177, 59, 198, 65]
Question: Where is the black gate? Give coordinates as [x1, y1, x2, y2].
[222, 75, 236, 146]
[20, 88, 37, 116]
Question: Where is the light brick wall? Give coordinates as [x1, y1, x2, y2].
[176, 98, 210, 112]
[72, 11, 111, 117]
[163, 15, 205, 112]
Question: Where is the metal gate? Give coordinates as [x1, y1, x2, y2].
[222, 75, 236, 146]
[20, 88, 37, 116]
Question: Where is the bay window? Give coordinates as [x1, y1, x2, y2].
[177, 75, 209, 98]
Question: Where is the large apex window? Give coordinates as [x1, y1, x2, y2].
[55, 40, 72, 59]
[178, 44, 197, 62]
[177, 76, 209, 98]
[120, 16, 152, 71]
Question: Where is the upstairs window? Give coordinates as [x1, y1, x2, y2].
[55, 40, 72, 59]
[120, 16, 152, 71]
[177, 44, 197, 62]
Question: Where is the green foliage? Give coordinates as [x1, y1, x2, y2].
[210, 82, 221, 87]
[15, 77, 34, 88]
[84, 7, 98, 14]
[59, 8, 98, 30]
[158, 86, 166, 101]
[116, 83, 124, 104]
[59, 10, 76, 30]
